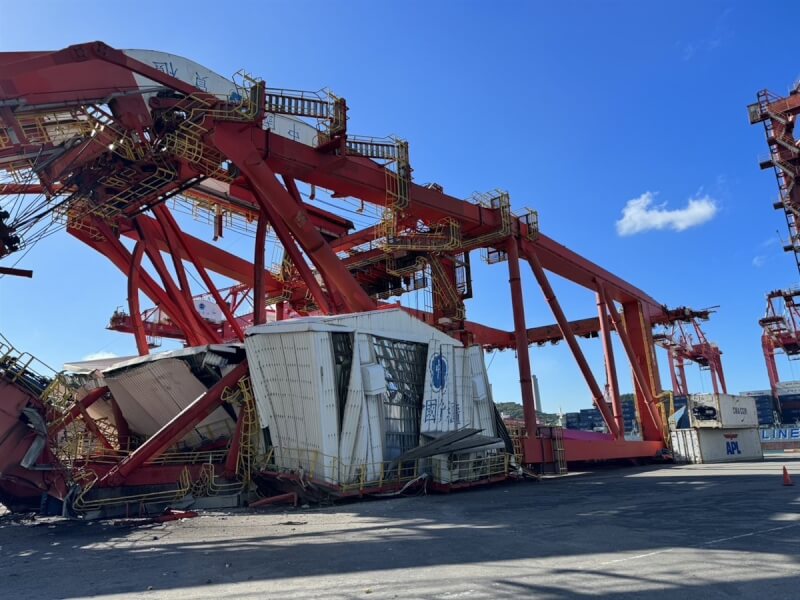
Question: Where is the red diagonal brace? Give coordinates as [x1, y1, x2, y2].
[523, 244, 620, 438]
[103, 361, 249, 484]
[212, 124, 374, 313]
[598, 284, 665, 440]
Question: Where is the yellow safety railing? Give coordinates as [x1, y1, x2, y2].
[72, 467, 193, 513]
[263, 446, 514, 493]
[428, 254, 466, 321]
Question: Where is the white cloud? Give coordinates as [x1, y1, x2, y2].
[82, 351, 118, 361]
[615, 191, 718, 236]
[752, 255, 766, 268]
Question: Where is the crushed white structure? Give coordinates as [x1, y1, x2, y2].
[100, 345, 244, 449]
[244, 309, 507, 487]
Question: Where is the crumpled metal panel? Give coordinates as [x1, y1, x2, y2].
[104, 358, 235, 448]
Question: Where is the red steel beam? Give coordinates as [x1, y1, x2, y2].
[599, 284, 665, 441]
[127, 241, 149, 355]
[71, 221, 200, 342]
[103, 361, 249, 483]
[124, 214, 282, 293]
[154, 205, 245, 341]
[264, 129, 667, 315]
[253, 213, 268, 325]
[524, 244, 620, 438]
[597, 293, 623, 434]
[135, 220, 219, 345]
[505, 239, 538, 434]
[213, 125, 373, 312]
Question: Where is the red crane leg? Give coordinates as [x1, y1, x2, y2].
[128, 241, 150, 355]
[250, 193, 333, 314]
[677, 354, 688, 397]
[212, 125, 374, 312]
[714, 356, 727, 395]
[125, 215, 283, 294]
[135, 220, 220, 345]
[597, 293, 623, 436]
[71, 223, 200, 342]
[281, 175, 347, 312]
[600, 286, 664, 441]
[154, 206, 245, 341]
[763, 333, 780, 398]
[253, 213, 268, 325]
[139, 239, 213, 345]
[103, 361, 249, 484]
[524, 246, 620, 438]
[155, 212, 195, 306]
[505, 239, 538, 434]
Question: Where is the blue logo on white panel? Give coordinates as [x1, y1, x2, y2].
[431, 353, 447, 392]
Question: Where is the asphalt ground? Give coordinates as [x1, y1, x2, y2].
[1, 456, 799, 599]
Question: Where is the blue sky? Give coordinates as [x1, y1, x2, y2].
[1, 1, 799, 412]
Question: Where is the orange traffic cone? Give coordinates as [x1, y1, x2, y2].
[783, 466, 794, 487]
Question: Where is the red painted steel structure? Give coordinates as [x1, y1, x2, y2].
[0, 41, 725, 476]
[749, 87, 800, 402]
[759, 288, 800, 401]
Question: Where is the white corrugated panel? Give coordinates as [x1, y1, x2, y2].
[245, 331, 340, 482]
[672, 428, 763, 463]
[104, 359, 235, 448]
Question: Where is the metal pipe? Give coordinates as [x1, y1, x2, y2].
[525, 248, 620, 438]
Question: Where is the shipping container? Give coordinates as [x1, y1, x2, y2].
[775, 381, 800, 395]
[688, 394, 758, 429]
[671, 428, 763, 463]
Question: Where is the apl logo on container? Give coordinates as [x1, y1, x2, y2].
[723, 432, 741, 455]
[430, 352, 448, 392]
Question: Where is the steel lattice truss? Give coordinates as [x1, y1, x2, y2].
[0, 42, 726, 463]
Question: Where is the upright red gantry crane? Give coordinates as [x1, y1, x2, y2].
[750, 88, 800, 409]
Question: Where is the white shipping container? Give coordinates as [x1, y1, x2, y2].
[671, 428, 763, 464]
[689, 394, 758, 429]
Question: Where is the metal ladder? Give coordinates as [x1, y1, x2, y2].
[551, 427, 568, 475]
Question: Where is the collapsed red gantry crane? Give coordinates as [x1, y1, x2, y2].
[0, 42, 724, 479]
